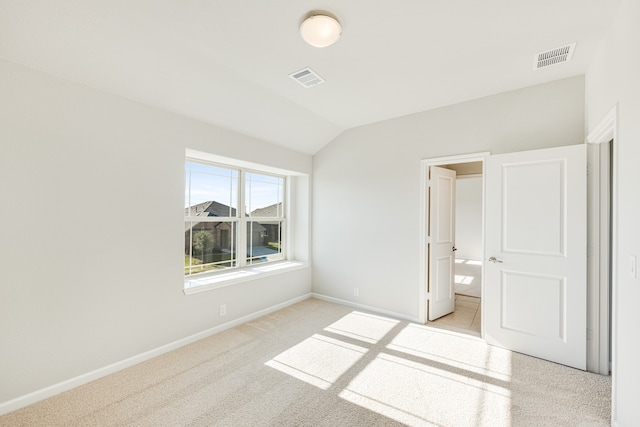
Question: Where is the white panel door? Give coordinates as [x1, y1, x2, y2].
[428, 166, 456, 321]
[485, 145, 586, 370]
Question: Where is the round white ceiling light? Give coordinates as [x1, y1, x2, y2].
[300, 14, 341, 48]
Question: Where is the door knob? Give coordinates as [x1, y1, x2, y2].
[488, 256, 503, 263]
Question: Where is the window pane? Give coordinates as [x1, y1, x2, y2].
[185, 162, 238, 217]
[246, 221, 283, 265]
[185, 221, 236, 275]
[246, 172, 284, 217]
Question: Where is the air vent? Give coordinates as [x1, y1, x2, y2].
[534, 43, 576, 70]
[289, 67, 325, 88]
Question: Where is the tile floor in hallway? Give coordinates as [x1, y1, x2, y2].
[430, 294, 481, 335]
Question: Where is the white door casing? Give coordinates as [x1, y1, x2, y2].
[428, 166, 457, 321]
[484, 145, 587, 370]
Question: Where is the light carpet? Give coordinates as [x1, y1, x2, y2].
[0, 298, 610, 426]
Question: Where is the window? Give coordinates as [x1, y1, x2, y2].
[184, 160, 285, 277]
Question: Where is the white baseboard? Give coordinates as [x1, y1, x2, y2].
[311, 293, 421, 323]
[0, 293, 312, 416]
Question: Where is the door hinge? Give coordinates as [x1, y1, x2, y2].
[426, 292, 432, 300]
[426, 236, 432, 244]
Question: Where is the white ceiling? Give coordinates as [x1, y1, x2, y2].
[0, 0, 621, 154]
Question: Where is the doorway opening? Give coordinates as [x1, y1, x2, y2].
[431, 162, 483, 334]
[419, 152, 488, 335]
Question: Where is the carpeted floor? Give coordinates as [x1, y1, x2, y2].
[0, 298, 611, 426]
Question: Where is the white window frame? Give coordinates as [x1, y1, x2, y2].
[184, 156, 300, 294]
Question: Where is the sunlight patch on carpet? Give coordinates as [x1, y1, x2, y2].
[265, 333, 367, 390]
[386, 324, 513, 383]
[340, 352, 512, 426]
[324, 311, 400, 344]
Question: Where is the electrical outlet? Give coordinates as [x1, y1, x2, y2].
[353, 288, 359, 297]
[220, 304, 227, 316]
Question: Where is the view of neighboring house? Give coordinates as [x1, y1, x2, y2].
[184, 200, 240, 252]
[248, 203, 283, 253]
[184, 201, 282, 273]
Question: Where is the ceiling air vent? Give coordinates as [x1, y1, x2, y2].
[534, 42, 576, 70]
[289, 67, 325, 88]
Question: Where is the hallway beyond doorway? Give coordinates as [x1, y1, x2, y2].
[455, 258, 481, 298]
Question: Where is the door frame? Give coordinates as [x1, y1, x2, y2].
[419, 152, 489, 325]
[586, 106, 617, 379]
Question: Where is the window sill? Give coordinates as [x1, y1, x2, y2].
[183, 261, 309, 295]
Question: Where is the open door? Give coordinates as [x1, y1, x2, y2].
[428, 166, 456, 321]
[484, 145, 586, 369]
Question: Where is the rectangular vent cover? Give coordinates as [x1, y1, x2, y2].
[534, 43, 576, 70]
[289, 67, 325, 88]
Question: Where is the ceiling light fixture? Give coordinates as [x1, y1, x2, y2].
[300, 14, 341, 48]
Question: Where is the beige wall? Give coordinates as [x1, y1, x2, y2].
[0, 59, 312, 407]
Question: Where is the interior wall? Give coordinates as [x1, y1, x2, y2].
[455, 177, 483, 260]
[312, 76, 585, 319]
[0, 59, 312, 406]
[585, 0, 640, 423]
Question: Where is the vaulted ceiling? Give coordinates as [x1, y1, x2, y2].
[0, 0, 621, 154]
